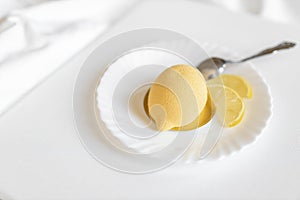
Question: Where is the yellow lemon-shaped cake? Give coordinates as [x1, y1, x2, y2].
[148, 65, 208, 131]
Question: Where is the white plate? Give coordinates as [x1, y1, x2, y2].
[95, 41, 272, 163]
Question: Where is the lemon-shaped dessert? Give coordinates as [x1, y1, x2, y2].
[148, 65, 207, 131]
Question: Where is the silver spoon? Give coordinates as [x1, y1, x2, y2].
[197, 41, 296, 80]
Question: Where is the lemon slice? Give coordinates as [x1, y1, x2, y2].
[207, 74, 252, 98]
[208, 85, 245, 127]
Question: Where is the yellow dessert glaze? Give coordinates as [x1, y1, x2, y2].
[147, 65, 207, 131]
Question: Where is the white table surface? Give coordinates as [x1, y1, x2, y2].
[0, 1, 300, 199]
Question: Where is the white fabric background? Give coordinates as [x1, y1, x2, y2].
[0, 0, 137, 115]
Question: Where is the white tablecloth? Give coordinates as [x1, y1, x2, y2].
[0, 0, 137, 116]
[0, 1, 299, 199]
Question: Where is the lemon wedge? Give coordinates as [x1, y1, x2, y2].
[207, 85, 245, 127]
[207, 74, 252, 98]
